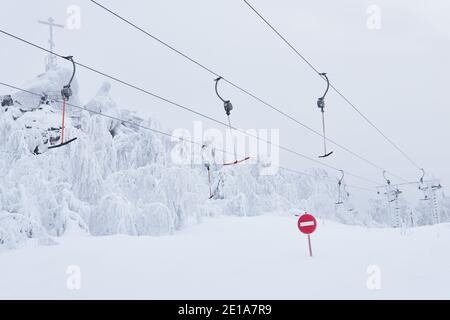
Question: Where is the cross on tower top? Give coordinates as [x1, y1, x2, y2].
[38, 17, 65, 71]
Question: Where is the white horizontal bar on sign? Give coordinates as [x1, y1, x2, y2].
[299, 221, 315, 227]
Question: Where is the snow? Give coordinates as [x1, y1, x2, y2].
[0, 214, 449, 299]
[1, 68, 375, 250]
[1, 68, 450, 299]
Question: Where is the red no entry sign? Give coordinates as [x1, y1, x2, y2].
[297, 213, 317, 257]
[297, 213, 317, 234]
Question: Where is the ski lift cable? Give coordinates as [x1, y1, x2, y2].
[241, 0, 422, 172]
[0, 30, 380, 185]
[377, 169, 439, 189]
[335, 169, 345, 204]
[277, 166, 373, 192]
[0, 80, 375, 192]
[86, 1, 406, 182]
[378, 179, 438, 189]
[75, 61, 377, 183]
[0, 81, 232, 160]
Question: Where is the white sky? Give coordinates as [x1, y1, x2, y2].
[1, 0, 449, 206]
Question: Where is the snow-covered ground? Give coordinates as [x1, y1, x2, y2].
[1, 214, 449, 300]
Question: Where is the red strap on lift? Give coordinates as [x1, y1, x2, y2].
[61, 97, 66, 144]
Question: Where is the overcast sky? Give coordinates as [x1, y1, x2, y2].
[1, 0, 449, 206]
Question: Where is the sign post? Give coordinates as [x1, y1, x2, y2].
[297, 213, 317, 257]
[307, 234, 313, 257]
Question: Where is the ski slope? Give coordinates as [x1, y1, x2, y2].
[0, 214, 449, 299]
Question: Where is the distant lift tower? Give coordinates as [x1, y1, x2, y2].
[38, 17, 65, 71]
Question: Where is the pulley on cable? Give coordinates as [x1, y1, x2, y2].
[432, 183, 442, 191]
[418, 168, 430, 201]
[343, 183, 354, 212]
[335, 170, 354, 213]
[48, 55, 78, 150]
[214, 76, 250, 165]
[335, 170, 345, 205]
[390, 188, 402, 203]
[381, 170, 402, 202]
[382, 170, 391, 187]
[201, 143, 215, 199]
[316, 72, 333, 158]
